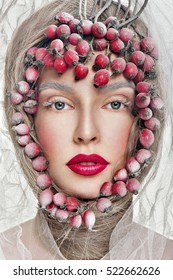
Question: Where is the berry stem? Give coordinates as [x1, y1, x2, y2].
[94, 0, 113, 23]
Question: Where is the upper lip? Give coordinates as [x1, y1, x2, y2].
[67, 154, 109, 165]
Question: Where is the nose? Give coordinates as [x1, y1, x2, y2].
[73, 109, 100, 145]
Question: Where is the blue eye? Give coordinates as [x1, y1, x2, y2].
[54, 101, 65, 110]
[110, 101, 122, 109]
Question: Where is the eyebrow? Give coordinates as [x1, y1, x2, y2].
[39, 82, 74, 93]
[101, 81, 135, 92]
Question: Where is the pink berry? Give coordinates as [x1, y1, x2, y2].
[46, 202, 57, 217]
[43, 53, 55, 68]
[66, 197, 79, 212]
[139, 128, 155, 149]
[142, 54, 155, 72]
[12, 112, 24, 125]
[144, 117, 160, 131]
[56, 24, 71, 40]
[123, 62, 138, 79]
[50, 39, 64, 53]
[136, 82, 152, 93]
[119, 28, 134, 43]
[68, 33, 82, 45]
[35, 48, 48, 61]
[55, 209, 69, 221]
[130, 41, 140, 52]
[70, 214, 82, 229]
[106, 27, 119, 41]
[113, 168, 128, 182]
[110, 57, 126, 74]
[112, 181, 127, 197]
[82, 210, 96, 230]
[64, 49, 79, 66]
[140, 37, 155, 53]
[68, 18, 80, 33]
[16, 81, 30, 95]
[150, 96, 164, 110]
[17, 135, 31, 146]
[91, 22, 107, 38]
[24, 142, 40, 159]
[32, 156, 48, 171]
[80, 19, 93, 35]
[54, 57, 68, 74]
[96, 197, 112, 213]
[133, 69, 145, 84]
[76, 40, 90, 58]
[149, 46, 159, 59]
[130, 51, 145, 66]
[100, 182, 112, 196]
[126, 178, 140, 194]
[105, 16, 117, 27]
[9, 90, 23, 105]
[44, 25, 57, 39]
[74, 63, 89, 80]
[39, 188, 53, 208]
[13, 123, 30, 135]
[53, 192, 67, 207]
[136, 149, 152, 164]
[139, 107, 153, 120]
[93, 38, 107, 51]
[55, 12, 74, 24]
[26, 47, 37, 58]
[36, 174, 52, 190]
[110, 38, 125, 53]
[25, 67, 39, 83]
[23, 100, 38, 114]
[135, 92, 151, 108]
[93, 54, 109, 70]
[126, 157, 141, 174]
[94, 69, 110, 87]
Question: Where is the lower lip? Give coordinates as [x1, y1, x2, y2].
[67, 163, 108, 176]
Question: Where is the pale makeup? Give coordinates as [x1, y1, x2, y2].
[35, 56, 135, 199]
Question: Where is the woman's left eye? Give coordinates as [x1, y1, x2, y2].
[43, 100, 72, 111]
[105, 101, 127, 110]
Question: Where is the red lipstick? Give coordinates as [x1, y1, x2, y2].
[66, 154, 109, 176]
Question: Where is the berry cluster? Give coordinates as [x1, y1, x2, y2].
[8, 10, 163, 230]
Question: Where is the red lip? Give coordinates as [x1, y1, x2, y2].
[66, 154, 109, 176]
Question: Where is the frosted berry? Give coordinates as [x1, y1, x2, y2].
[12, 112, 24, 125]
[119, 28, 134, 43]
[39, 188, 53, 209]
[135, 149, 152, 164]
[105, 16, 117, 27]
[53, 192, 67, 207]
[150, 46, 159, 59]
[140, 37, 155, 53]
[26, 47, 37, 58]
[142, 54, 155, 72]
[76, 40, 90, 58]
[17, 135, 31, 146]
[91, 22, 107, 38]
[150, 96, 164, 110]
[50, 39, 64, 53]
[123, 62, 138, 79]
[111, 57, 126, 74]
[36, 174, 52, 190]
[13, 123, 30, 135]
[126, 157, 141, 174]
[113, 168, 128, 182]
[100, 182, 112, 197]
[130, 51, 145, 66]
[94, 69, 110, 87]
[55, 209, 69, 221]
[24, 100, 38, 114]
[35, 48, 48, 61]
[133, 69, 145, 84]
[93, 38, 107, 51]
[106, 28, 119, 41]
[139, 107, 153, 120]
[136, 82, 152, 93]
[82, 210, 96, 230]
[55, 12, 74, 24]
[112, 181, 127, 197]
[126, 178, 140, 194]
[70, 214, 82, 229]
[32, 156, 49, 171]
[56, 24, 71, 40]
[43, 54, 55, 68]
[74, 63, 89, 80]
[110, 38, 125, 53]
[54, 57, 68, 74]
[96, 197, 112, 213]
[66, 197, 79, 212]
[9, 91, 23, 105]
[64, 49, 79, 66]
[80, 19, 93, 35]
[135, 92, 151, 108]
[68, 33, 82, 45]
[24, 142, 40, 159]
[16, 81, 30, 95]
[44, 25, 57, 39]
[46, 203, 57, 217]
[139, 128, 155, 149]
[25, 67, 39, 83]
[144, 117, 160, 131]
[69, 18, 80, 33]
[130, 41, 140, 52]
[93, 54, 109, 70]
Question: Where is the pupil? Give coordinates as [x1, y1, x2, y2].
[111, 101, 121, 109]
[55, 102, 65, 110]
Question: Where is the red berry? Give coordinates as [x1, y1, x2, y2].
[139, 128, 155, 149]
[24, 142, 40, 159]
[12, 112, 24, 125]
[112, 181, 127, 197]
[93, 53, 109, 70]
[94, 69, 110, 87]
[119, 28, 134, 43]
[135, 92, 151, 108]
[110, 38, 125, 53]
[17, 135, 31, 146]
[105, 16, 117, 27]
[80, 19, 93, 35]
[110, 57, 126, 74]
[76, 40, 90, 58]
[55, 12, 74, 24]
[32, 156, 49, 171]
[54, 57, 68, 74]
[16, 81, 30, 95]
[66, 197, 79, 212]
[9, 90, 23, 105]
[43, 54, 55, 68]
[113, 168, 128, 182]
[55, 209, 69, 221]
[126, 157, 141, 174]
[53, 192, 67, 207]
[64, 49, 79, 66]
[144, 117, 160, 131]
[26, 47, 37, 58]
[25, 67, 39, 83]
[106, 28, 119, 41]
[24, 100, 38, 114]
[123, 62, 138, 79]
[139, 107, 153, 120]
[91, 22, 107, 38]
[150, 96, 164, 110]
[126, 178, 140, 194]
[39, 188, 53, 208]
[35, 48, 48, 61]
[70, 214, 82, 229]
[100, 182, 113, 197]
[44, 25, 57, 39]
[36, 174, 52, 190]
[50, 39, 64, 53]
[142, 54, 155, 72]
[133, 69, 145, 84]
[74, 63, 89, 80]
[136, 149, 152, 164]
[96, 197, 112, 213]
[69, 18, 80, 33]
[13, 123, 30, 135]
[93, 38, 107, 51]
[130, 51, 145, 66]
[130, 41, 140, 52]
[82, 210, 96, 230]
[68, 33, 82, 45]
[56, 24, 71, 40]
[136, 82, 152, 93]
[140, 37, 155, 53]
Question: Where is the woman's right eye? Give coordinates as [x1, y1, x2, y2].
[43, 100, 73, 111]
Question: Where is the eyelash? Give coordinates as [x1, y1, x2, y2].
[43, 100, 72, 111]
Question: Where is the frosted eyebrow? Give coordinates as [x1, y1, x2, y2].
[39, 82, 74, 93]
[101, 81, 135, 92]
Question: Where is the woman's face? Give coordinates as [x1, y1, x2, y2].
[35, 54, 135, 199]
